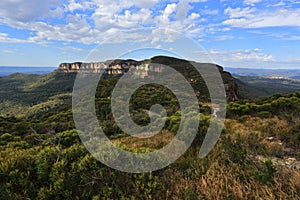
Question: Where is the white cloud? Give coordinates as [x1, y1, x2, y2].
[91, 0, 156, 31]
[223, 18, 249, 27]
[285, 35, 300, 40]
[176, 0, 192, 20]
[151, 28, 181, 44]
[155, 3, 177, 25]
[60, 46, 84, 52]
[111, 9, 153, 28]
[0, 0, 206, 45]
[130, 0, 160, 8]
[199, 9, 219, 15]
[189, 0, 208, 2]
[68, 0, 84, 12]
[224, 7, 256, 18]
[27, 14, 96, 44]
[0, 33, 32, 43]
[175, 0, 208, 20]
[164, 3, 177, 16]
[2, 49, 16, 54]
[244, 0, 262, 6]
[215, 35, 234, 41]
[249, 9, 300, 27]
[131, 9, 153, 23]
[271, 1, 286, 7]
[223, 8, 300, 28]
[153, 2, 205, 39]
[189, 13, 200, 20]
[209, 49, 275, 62]
[0, 0, 62, 22]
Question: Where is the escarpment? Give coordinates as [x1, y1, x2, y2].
[58, 56, 239, 102]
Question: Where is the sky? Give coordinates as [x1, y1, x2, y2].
[0, 0, 300, 68]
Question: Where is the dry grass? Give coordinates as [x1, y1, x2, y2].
[113, 130, 174, 150]
[225, 116, 291, 139]
[224, 116, 296, 155]
[110, 115, 300, 199]
[159, 158, 300, 199]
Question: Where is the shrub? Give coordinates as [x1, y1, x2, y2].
[267, 143, 284, 158]
[0, 133, 14, 145]
[254, 160, 276, 185]
[257, 111, 272, 119]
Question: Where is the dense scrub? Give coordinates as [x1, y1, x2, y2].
[1, 128, 299, 199]
[0, 69, 300, 199]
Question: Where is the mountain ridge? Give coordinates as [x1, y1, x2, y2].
[58, 56, 239, 102]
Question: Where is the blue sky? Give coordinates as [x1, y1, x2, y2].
[0, 0, 300, 68]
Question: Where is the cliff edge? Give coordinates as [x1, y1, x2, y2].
[58, 56, 239, 102]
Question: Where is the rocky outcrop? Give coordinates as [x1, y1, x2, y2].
[225, 77, 239, 102]
[59, 62, 132, 75]
[59, 60, 165, 78]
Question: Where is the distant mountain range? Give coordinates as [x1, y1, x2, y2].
[2, 66, 300, 80]
[222, 67, 300, 99]
[225, 67, 300, 79]
[0, 56, 239, 116]
[0, 57, 300, 105]
[0, 66, 56, 77]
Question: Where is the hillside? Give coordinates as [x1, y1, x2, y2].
[58, 56, 239, 102]
[0, 57, 299, 199]
[0, 56, 239, 118]
[225, 67, 300, 78]
[1, 89, 300, 199]
[235, 76, 300, 99]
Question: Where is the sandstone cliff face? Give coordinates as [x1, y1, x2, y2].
[225, 78, 239, 102]
[59, 61, 165, 78]
[58, 58, 239, 102]
[59, 62, 130, 75]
